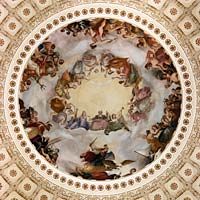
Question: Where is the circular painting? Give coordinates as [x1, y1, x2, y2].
[19, 18, 182, 181]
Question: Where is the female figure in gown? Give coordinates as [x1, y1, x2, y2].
[68, 110, 89, 130]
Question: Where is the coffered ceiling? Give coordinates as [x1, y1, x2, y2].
[0, 0, 200, 199]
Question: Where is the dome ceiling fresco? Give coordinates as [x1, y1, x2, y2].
[19, 18, 182, 181]
[0, 0, 200, 200]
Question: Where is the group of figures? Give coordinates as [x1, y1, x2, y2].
[19, 18, 182, 180]
[62, 18, 179, 88]
[19, 99, 59, 166]
[71, 139, 136, 180]
[53, 50, 141, 100]
[61, 18, 159, 49]
[20, 41, 64, 92]
[51, 100, 130, 135]
[144, 52, 181, 158]
[145, 86, 181, 157]
[50, 47, 144, 135]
